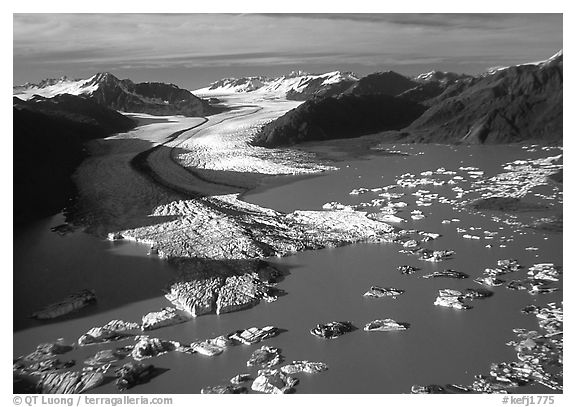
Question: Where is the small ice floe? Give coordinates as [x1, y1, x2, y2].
[418, 249, 454, 262]
[527, 263, 561, 282]
[411, 385, 447, 394]
[141, 307, 190, 331]
[387, 201, 408, 208]
[397, 265, 419, 275]
[379, 214, 406, 223]
[411, 211, 425, 220]
[474, 276, 505, 287]
[115, 361, 162, 391]
[32, 289, 97, 320]
[251, 369, 298, 394]
[403, 239, 419, 248]
[247, 346, 283, 368]
[310, 321, 355, 339]
[433, 289, 471, 310]
[230, 374, 252, 385]
[497, 259, 521, 271]
[364, 319, 409, 332]
[464, 288, 493, 299]
[422, 270, 469, 279]
[442, 220, 451, 224]
[281, 361, 328, 375]
[378, 192, 405, 199]
[463, 234, 481, 240]
[506, 280, 528, 291]
[229, 326, 279, 345]
[419, 232, 440, 240]
[321, 202, 354, 211]
[363, 286, 405, 298]
[349, 188, 371, 195]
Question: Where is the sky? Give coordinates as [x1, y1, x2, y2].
[13, 13, 563, 90]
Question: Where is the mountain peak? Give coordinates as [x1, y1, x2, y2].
[89, 72, 120, 84]
[285, 70, 310, 78]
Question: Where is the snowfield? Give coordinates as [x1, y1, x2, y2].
[13, 75, 100, 100]
[194, 71, 358, 97]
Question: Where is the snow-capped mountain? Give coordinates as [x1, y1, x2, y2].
[486, 50, 563, 75]
[194, 71, 359, 100]
[14, 72, 216, 117]
[13, 75, 101, 101]
[414, 70, 471, 84]
[406, 50, 563, 143]
[205, 76, 268, 93]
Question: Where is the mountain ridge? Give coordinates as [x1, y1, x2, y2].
[14, 72, 217, 117]
[251, 51, 562, 147]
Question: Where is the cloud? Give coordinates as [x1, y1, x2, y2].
[13, 13, 562, 82]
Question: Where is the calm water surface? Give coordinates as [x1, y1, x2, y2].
[14, 144, 562, 393]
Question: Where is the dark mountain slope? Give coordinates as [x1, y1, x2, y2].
[344, 71, 418, 97]
[402, 53, 563, 144]
[13, 95, 136, 223]
[85, 73, 216, 116]
[251, 94, 426, 147]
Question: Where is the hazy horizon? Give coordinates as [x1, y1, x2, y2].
[14, 13, 562, 90]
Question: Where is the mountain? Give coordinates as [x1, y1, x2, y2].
[205, 76, 269, 93]
[194, 71, 359, 100]
[252, 51, 562, 148]
[251, 94, 426, 147]
[400, 51, 563, 144]
[14, 72, 216, 116]
[343, 71, 418, 97]
[397, 71, 474, 104]
[13, 94, 136, 223]
[413, 70, 471, 85]
[283, 71, 358, 100]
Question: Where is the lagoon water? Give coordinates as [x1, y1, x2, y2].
[13, 144, 562, 393]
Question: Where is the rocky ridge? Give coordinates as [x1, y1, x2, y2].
[14, 72, 216, 117]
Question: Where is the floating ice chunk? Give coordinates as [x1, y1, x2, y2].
[363, 286, 405, 298]
[349, 188, 370, 195]
[403, 239, 419, 248]
[364, 319, 409, 332]
[321, 202, 354, 211]
[397, 265, 419, 275]
[419, 232, 440, 240]
[379, 214, 406, 223]
[474, 276, 505, 287]
[387, 202, 408, 208]
[463, 235, 481, 240]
